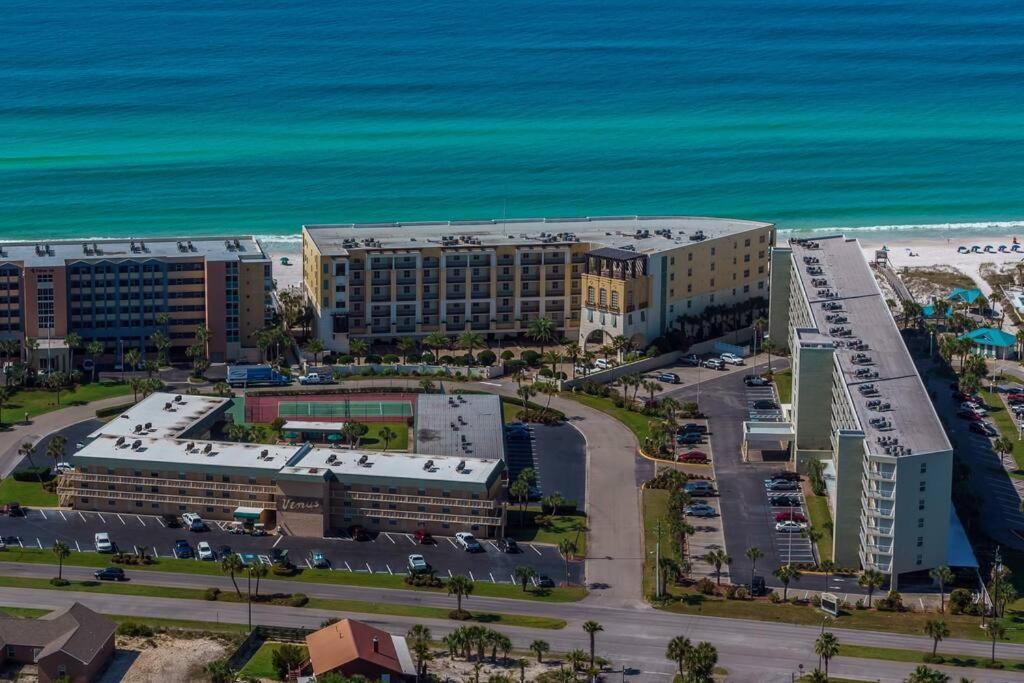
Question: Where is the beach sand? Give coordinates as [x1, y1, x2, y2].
[261, 238, 303, 291]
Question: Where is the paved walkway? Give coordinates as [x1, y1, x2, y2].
[0, 395, 133, 477]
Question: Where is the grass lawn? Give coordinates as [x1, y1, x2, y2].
[0, 479, 58, 507]
[803, 492, 833, 562]
[838, 643, 1024, 671]
[239, 642, 307, 679]
[772, 369, 792, 404]
[562, 392, 651, 444]
[3, 382, 133, 423]
[0, 573, 565, 629]
[359, 422, 410, 451]
[980, 389, 1024, 473]
[506, 508, 587, 555]
[0, 548, 586, 602]
[502, 397, 520, 424]
[642, 488, 669, 598]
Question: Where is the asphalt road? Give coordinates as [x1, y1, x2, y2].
[0, 571, 1021, 683]
[532, 422, 586, 509]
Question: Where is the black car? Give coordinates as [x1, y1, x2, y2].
[348, 525, 370, 542]
[497, 538, 520, 553]
[750, 575, 767, 596]
[161, 514, 182, 529]
[536, 575, 556, 588]
[769, 495, 800, 507]
[657, 373, 681, 384]
[768, 471, 801, 482]
[677, 423, 707, 435]
[217, 545, 233, 557]
[676, 432, 703, 445]
[752, 399, 779, 410]
[94, 567, 126, 581]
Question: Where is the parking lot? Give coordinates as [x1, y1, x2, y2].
[765, 491, 816, 565]
[0, 510, 580, 585]
[745, 382, 783, 423]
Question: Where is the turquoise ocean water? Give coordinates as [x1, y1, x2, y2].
[2, 0, 1023, 245]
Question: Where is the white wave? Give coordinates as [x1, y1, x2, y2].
[781, 220, 1024, 234]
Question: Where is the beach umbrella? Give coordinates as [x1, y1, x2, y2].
[326, 433, 342, 442]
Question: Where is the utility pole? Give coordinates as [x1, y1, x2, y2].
[247, 570, 252, 632]
[655, 518, 661, 598]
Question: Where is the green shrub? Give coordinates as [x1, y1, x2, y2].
[12, 467, 53, 482]
[695, 578, 716, 595]
[477, 350, 497, 366]
[204, 587, 221, 601]
[117, 622, 155, 637]
[364, 354, 382, 364]
[49, 578, 70, 587]
[271, 643, 306, 680]
[521, 350, 541, 366]
[382, 354, 400, 363]
[949, 588, 972, 615]
[287, 593, 309, 607]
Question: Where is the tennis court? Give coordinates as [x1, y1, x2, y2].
[278, 400, 413, 419]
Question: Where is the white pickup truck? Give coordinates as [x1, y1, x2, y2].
[299, 372, 335, 385]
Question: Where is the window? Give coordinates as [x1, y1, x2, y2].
[919, 481, 926, 492]
[5, 645, 12, 657]
[920, 463, 927, 474]
[918, 518, 924, 528]
[918, 499, 925, 511]
[916, 536, 923, 547]
[916, 554, 923, 566]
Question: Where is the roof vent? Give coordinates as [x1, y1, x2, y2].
[115, 436, 125, 446]
[134, 424, 143, 433]
[358, 454, 368, 465]
[261, 449, 269, 458]
[423, 459, 434, 471]
[186, 442, 195, 451]
[456, 460, 466, 472]
[175, 394, 183, 402]
[132, 440, 141, 450]
[203, 443, 212, 454]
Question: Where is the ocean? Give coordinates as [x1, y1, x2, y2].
[2, 0, 1024, 245]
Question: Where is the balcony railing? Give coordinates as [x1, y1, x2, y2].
[62, 472, 276, 495]
[339, 490, 498, 510]
[58, 484, 275, 510]
[349, 507, 502, 526]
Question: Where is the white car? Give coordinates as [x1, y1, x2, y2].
[775, 521, 808, 533]
[182, 512, 206, 531]
[703, 358, 725, 370]
[594, 358, 612, 370]
[960, 402, 986, 415]
[454, 532, 483, 552]
[94, 532, 113, 553]
[719, 352, 744, 365]
[407, 554, 431, 573]
[197, 541, 214, 561]
[53, 462, 73, 474]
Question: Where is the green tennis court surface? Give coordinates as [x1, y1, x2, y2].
[277, 400, 413, 418]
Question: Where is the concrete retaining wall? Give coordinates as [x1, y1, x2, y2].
[561, 351, 683, 390]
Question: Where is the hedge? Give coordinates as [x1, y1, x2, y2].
[12, 468, 54, 482]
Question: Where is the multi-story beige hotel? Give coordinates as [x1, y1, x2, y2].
[59, 393, 506, 538]
[0, 237, 273, 369]
[301, 216, 775, 353]
[768, 235, 956, 587]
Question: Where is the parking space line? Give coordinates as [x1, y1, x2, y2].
[152, 546, 158, 557]
[487, 541, 499, 552]
[75, 541, 80, 552]
[489, 572, 496, 583]
[344, 561, 352, 572]
[404, 534, 416, 545]
[386, 564, 393, 575]
[529, 544, 542, 556]
[448, 569, 453, 578]
[469, 570, 475, 581]
[365, 562, 372, 573]
[272, 535, 284, 548]
[305, 559, 312, 569]
[17, 538, 22, 548]
[59, 510, 67, 521]
[384, 533, 396, 544]
[117, 514, 126, 525]
[509, 572, 517, 584]
[136, 515, 145, 525]
[446, 537, 458, 549]
[78, 512, 86, 522]
[38, 510, 47, 520]
[36, 538, 42, 549]
[97, 513, 106, 524]
[155, 517, 164, 527]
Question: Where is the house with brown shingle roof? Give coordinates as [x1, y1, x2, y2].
[0, 603, 115, 682]
[305, 619, 415, 681]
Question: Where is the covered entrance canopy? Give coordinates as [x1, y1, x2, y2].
[741, 421, 794, 462]
[282, 421, 347, 443]
[233, 507, 264, 520]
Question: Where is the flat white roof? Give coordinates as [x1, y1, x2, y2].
[282, 421, 346, 433]
[90, 394, 231, 441]
[281, 448, 498, 487]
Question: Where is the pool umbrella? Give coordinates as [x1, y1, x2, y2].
[326, 433, 342, 442]
[283, 431, 299, 440]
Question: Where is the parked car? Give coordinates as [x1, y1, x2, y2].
[769, 495, 801, 507]
[536, 575, 556, 588]
[750, 575, 767, 597]
[407, 554, 432, 574]
[744, 375, 769, 386]
[574, 365, 590, 377]
[678, 423, 708, 434]
[310, 550, 329, 568]
[161, 514, 182, 529]
[769, 471, 801, 482]
[94, 532, 113, 553]
[197, 541, 214, 561]
[348, 525, 370, 541]
[4, 503, 23, 517]
[959, 402, 986, 415]
[271, 548, 290, 566]
[217, 545, 233, 558]
[676, 432, 703, 445]
[775, 520, 808, 533]
[684, 481, 717, 497]
[455, 532, 483, 552]
[719, 352, 744, 365]
[181, 512, 206, 532]
[677, 450, 708, 464]
[53, 462, 73, 474]
[657, 372, 681, 384]
[594, 358, 612, 370]
[764, 479, 799, 491]
[752, 399, 779, 411]
[413, 529, 434, 545]
[505, 424, 531, 441]
[496, 538, 520, 553]
[173, 540, 193, 559]
[970, 421, 998, 437]
[956, 409, 983, 422]
[774, 511, 808, 523]
[680, 354, 700, 366]
[684, 503, 717, 518]
[703, 358, 725, 370]
[1008, 392, 1024, 403]
[94, 567, 126, 581]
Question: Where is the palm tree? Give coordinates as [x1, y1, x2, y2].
[0, 386, 10, 427]
[529, 639, 549, 663]
[348, 338, 368, 364]
[686, 641, 718, 682]
[924, 618, 950, 657]
[123, 347, 141, 375]
[509, 477, 529, 526]
[582, 620, 603, 670]
[423, 332, 450, 361]
[745, 546, 763, 587]
[447, 574, 474, 615]
[65, 332, 82, 373]
[18, 441, 37, 470]
[46, 435, 67, 469]
[665, 635, 692, 682]
[773, 565, 802, 600]
[304, 338, 326, 365]
[418, 378, 436, 393]
[762, 339, 775, 373]
[541, 350, 562, 376]
[804, 669, 828, 683]
[195, 324, 212, 361]
[988, 620, 1006, 663]
[151, 329, 171, 366]
[857, 568, 886, 608]
[903, 665, 950, 683]
[558, 538, 577, 585]
[565, 649, 587, 672]
[513, 565, 537, 592]
[458, 331, 486, 365]
[406, 624, 432, 677]
[397, 337, 418, 364]
[379, 426, 398, 451]
[930, 565, 954, 613]
[248, 561, 268, 598]
[85, 341, 103, 383]
[517, 384, 536, 415]
[52, 540, 70, 581]
[703, 548, 731, 585]
[221, 553, 243, 596]
[205, 660, 235, 683]
[527, 316, 556, 354]
[562, 342, 581, 376]
[814, 632, 839, 678]
[818, 559, 836, 593]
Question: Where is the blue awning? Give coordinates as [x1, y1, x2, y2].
[947, 507, 978, 569]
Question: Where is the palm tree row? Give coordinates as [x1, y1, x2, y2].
[665, 636, 718, 683]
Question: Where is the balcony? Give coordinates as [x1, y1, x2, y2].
[61, 472, 276, 495]
[349, 507, 501, 527]
[59, 483, 275, 510]
[864, 486, 895, 501]
[862, 498, 894, 519]
[471, 290, 491, 300]
[863, 461, 896, 482]
[396, 275, 417, 286]
[859, 529, 894, 555]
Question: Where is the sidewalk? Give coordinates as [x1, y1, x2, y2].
[0, 395, 135, 477]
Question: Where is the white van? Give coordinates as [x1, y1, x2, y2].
[94, 532, 113, 553]
[181, 512, 205, 532]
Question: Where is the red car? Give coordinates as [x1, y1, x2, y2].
[413, 528, 434, 544]
[774, 511, 808, 523]
[1008, 393, 1024, 403]
[678, 450, 709, 464]
[956, 409, 983, 422]
[953, 391, 983, 405]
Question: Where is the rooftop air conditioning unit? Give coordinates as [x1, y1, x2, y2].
[132, 440, 141, 450]
[261, 449, 269, 458]
[203, 444, 212, 453]
[358, 454, 368, 465]
[423, 460, 434, 470]
[456, 460, 466, 472]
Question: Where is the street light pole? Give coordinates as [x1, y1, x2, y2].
[655, 519, 661, 598]
[247, 570, 252, 632]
